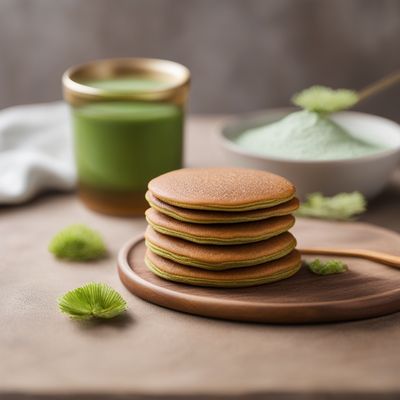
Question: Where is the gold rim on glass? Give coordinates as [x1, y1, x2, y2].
[62, 57, 190, 105]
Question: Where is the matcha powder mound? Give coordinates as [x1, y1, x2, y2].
[236, 110, 386, 161]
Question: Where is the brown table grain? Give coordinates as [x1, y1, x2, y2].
[1, 116, 400, 400]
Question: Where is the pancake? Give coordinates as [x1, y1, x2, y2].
[145, 191, 299, 224]
[145, 249, 302, 287]
[148, 167, 295, 211]
[145, 207, 295, 245]
[145, 225, 297, 270]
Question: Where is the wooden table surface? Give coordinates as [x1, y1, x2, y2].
[1, 116, 400, 400]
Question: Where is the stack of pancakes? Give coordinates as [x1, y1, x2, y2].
[144, 168, 301, 287]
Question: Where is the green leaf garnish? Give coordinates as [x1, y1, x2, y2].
[307, 259, 348, 276]
[292, 85, 359, 113]
[58, 283, 128, 320]
[296, 192, 366, 220]
[49, 224, 107, 261]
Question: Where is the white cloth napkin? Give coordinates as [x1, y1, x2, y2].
[0, 102, 76, 204]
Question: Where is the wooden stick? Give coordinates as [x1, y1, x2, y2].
[299, 247, 400, 268]
[358, 69, 400, 102]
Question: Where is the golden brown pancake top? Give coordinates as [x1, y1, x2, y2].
[148, 168, 295, 210]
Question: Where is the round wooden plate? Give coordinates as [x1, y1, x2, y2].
[118, 219, 400, 323]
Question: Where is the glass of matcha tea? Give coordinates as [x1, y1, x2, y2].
[63, 58, 190, 216]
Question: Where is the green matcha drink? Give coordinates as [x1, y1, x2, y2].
[73, 100, 183, 191]
[83, 77, 172, 92]
[63, 59, 190, 216]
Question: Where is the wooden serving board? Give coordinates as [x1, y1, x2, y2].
[118, 219, 400, 323]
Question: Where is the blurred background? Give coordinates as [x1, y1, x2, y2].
[0, 0, 399, 120]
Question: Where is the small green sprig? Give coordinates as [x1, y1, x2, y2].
[58, 283, 128, 320]
[292, 85, 359, 114]
[296, 192, 366, 220]
[49, 224, 107, 261]
[307, 259, 348, 276]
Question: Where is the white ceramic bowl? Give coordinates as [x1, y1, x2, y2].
[220, 109, 400, 200]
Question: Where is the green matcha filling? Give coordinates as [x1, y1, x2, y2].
[158, 195, 294, 212]
[145, 239, 296, 270]
[145, 257, 301, 287]
[146, 196, 293, 224]
[146, 219, 293, 245]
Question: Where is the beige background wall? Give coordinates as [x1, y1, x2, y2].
[0, 0, 399, 120]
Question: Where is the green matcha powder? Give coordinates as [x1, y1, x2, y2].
[236, 110, 386, 161]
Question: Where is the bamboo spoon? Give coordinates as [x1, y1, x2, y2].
[299, 247, 400, 268]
